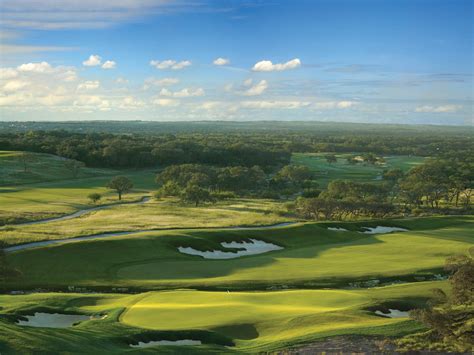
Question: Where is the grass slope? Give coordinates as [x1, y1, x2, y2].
[4, 216, 472, 290]
[0, 168, 157, 224]
[0, 151, 112, 186]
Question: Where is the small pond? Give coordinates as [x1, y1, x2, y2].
[178, 239, 283, 259]
[16, 312, 101, 328]
[130, 340, 202, 348]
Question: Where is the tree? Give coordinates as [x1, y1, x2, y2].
[274, 165, 313, 186]
[64, 159, 85, 178]
[87, 193, 102, 204]
[19, 152, 36, 172]
[397, 249, 474, 353]
[325, 154, 337, 164]
[107, 176, 133, 200]
[181, 183, 213, 206]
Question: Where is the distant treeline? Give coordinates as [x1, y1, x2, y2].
[0, 126, 472, 169]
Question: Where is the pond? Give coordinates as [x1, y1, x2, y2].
[178, 239, 283, 259]
[16, 312, 101, 328]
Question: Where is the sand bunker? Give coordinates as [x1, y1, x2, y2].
[178, 239, 283, 259]
[375, 309, 410, 318]
[16, 312, 98, 328]
[360, 226, 408, 234]
[327, 227, 348, 232]
[131, 340, 202, 348]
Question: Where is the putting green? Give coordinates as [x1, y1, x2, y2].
[120, 282, 441, 351]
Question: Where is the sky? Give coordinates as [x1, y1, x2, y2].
[0, 0, 472, 125]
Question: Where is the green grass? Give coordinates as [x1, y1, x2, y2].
[0, 150, 113, 186]
[4, 216, 472, 290]
[291, 153, 425, 186]
[0, 150, 470, 353]
[0, 168, 158, 224]
[0, 282, 447, 353]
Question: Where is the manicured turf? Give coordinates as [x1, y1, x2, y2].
[4, 216, 472, 290]
[291, 153, 425, 186]
[0, 282, 446, 353]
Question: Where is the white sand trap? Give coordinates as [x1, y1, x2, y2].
[131, 340, 202, 348]
[16, 312, 96, 328]
[375, 309, 410, 318]
[327, 227, 348, 232]
[178, 239, 283, 259]
[360, 226, 408, 234]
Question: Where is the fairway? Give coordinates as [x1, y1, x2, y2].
[291, 153, 425, 186]
[4, 216, 472, 290]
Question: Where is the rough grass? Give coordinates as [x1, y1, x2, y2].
[4, 216, 472, 290]
[291, 153, 425, 186]
[0, 198, 290, 246]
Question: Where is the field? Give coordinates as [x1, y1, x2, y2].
[291, 153, 425, 186]
[0, 150, 472, 353]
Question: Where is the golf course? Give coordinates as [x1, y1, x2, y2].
[0, 142, 472, 354]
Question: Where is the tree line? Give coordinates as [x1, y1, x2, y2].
[1, 128, 472, 169]
[294, 154, 473, 220]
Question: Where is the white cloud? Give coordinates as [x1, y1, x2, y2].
[313, 101, 357, 109]
[0, 63, 102, 111]
[213, 57, 230, 66]
[17, 61, 53, 73]
[77, 80, 100, 91]
[159, 87, 204, 98]
[243, 79, 268, 96]
[252, 58, 301, 72]
[241, 100, 310, 109]
[58, 70, 78, 82]
[83, 54, 101, 67]
[0, 0, 181, 30]
[2, 80, 29, 92]
[153, 98, 180, 107]
[115, 77, 129, 84]
[101, 60, 116, 69]
[415, 105, 462, 113]
[150, 59, 192, 70]
[143, 77, 179, 89]
[243, 78, 253, 86]
[74, 95, 110, 111]
[119, 96, 144, 109]
[0, 68, 18, 79]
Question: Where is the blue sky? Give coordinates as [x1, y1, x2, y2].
[0, 0, 472, 124]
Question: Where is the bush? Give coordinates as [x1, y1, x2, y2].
[87, 193, 102, 204]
